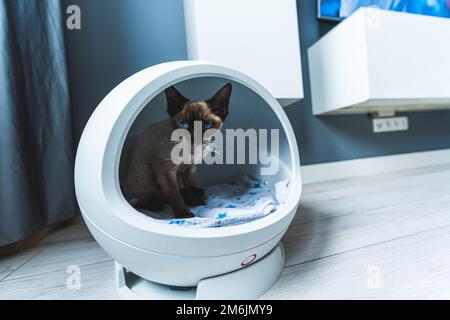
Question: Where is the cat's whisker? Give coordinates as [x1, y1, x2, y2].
[203, 142, 224, 153]
[203, 142, 215, 149]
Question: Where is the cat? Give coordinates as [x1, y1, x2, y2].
[125, 83, 232, 218]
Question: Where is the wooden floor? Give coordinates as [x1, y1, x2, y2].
[1, 164, 450, 300]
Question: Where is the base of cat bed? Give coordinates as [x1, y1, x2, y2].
[115, 242, 284, 300]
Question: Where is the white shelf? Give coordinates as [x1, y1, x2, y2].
[308, 8, 450, 115]
[183, 0, 303, 107]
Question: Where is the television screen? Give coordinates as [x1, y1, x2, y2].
[319, 0, 450, 20]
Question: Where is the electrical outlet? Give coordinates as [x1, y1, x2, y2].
[373, 117, 409, 133]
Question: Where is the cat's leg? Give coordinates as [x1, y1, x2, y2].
[130, 189, 165, 212]
[141, 193, 165, 212]
[156, 170, 194, 219]
[181, 166, 205, 206]
[126, 160, 165, 212]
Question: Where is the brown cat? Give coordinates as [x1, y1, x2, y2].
[125, 83, 232, 218]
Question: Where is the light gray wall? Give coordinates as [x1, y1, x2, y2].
[62, 0, 450, 165]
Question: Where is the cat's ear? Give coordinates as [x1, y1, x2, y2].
[165, 86, 188, 116]
[208, 83, 232, 121]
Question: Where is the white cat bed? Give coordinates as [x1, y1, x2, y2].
[74, 61, 302, 299]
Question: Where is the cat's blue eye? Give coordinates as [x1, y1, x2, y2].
[203, 120, 213, 129]
[177, 119, 188, 128]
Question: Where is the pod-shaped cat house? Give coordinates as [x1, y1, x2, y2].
[74, 61, 302, 299]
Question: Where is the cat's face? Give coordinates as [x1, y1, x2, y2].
[165, 83, 232, 145]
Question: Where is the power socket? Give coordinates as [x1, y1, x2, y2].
[373, 117, 409, 133]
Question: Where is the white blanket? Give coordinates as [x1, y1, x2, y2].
[144, 176, 291, 228]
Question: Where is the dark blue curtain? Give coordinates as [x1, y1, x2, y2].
[0, 0, 78, 246]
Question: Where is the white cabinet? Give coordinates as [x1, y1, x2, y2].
[308, 8, 450, 115]
[183, 0, 303, 107]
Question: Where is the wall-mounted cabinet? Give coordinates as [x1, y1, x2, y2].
[183, 0, 303, 107]
[308, 8, 450, 115]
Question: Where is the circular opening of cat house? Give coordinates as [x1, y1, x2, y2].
[76, 61, 301, 240]
[119, 75, 295, 228]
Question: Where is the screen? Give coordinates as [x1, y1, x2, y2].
[319, 0, 450, 20]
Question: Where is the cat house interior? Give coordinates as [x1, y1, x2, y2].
[119, 76, 293, 226]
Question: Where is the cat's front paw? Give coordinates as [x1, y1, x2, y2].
[181, 188, 206, 206]
[174, 209, 195, 219]
[185, 197, 206, 207]
[190, 187, 205, 198]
